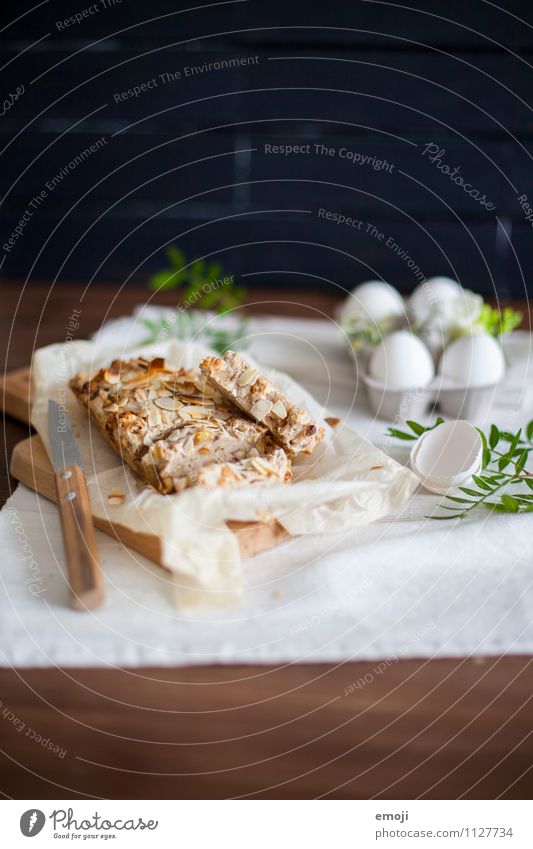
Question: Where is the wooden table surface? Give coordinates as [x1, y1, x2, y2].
[1, 280, 532, 800]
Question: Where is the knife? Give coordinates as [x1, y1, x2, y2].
[48, 400, 104, 611]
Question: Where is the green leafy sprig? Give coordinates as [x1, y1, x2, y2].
[143, 246, 249, 354]
[477, 304, 522, 337]
[140, 312, 249, 356]
[387, 418, 533, 519]
[148, 246, 246, 312]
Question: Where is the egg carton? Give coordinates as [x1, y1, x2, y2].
[363, 372, 501, 422]
[342, 328, 504, 422]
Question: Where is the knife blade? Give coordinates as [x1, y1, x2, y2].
[48, 400, 104, 611]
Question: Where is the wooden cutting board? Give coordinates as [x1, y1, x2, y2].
[1, 365, 33, 424]
[3, 366, 291, 565]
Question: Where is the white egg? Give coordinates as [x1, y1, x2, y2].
[339, 280, 405, 325]
[438, 332, 505, 387]
[409, 276, 463, 323]
[369, 331, 435, 389]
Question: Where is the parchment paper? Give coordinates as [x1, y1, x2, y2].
[29, 335, 418, 609]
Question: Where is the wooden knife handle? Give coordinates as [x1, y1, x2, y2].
[54, 464, 104, 611]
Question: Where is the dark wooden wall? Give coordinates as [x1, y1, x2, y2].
[1, 0, 532, 296]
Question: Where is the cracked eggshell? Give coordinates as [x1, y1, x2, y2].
[409, 276, 463, 323]
[410, 420, 482, 494]
[369, 331, 435, 390]
[338, 280, 405, 325]
[438, 332, 505, 387]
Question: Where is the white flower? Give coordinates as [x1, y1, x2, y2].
[438, 290, 484, 336]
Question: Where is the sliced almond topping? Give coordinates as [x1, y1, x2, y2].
[252, 398, 273, 421]
[180, 406, 212, 419]
[167, 429, 184, 442]
[201, 384, 220, 399]
[238, 366, 257, 387]
[171, 380, 199, 395]
[271, 400, 287, 419]
[156, 387, 173, 397]
[169, 372, 195, 384]
[194, 429, 214, 445]
[179, 395, 214, 406]
[178, 408, 192, 421]
[154, 396, 183, 412]
[222, 466, 242, 482]
[147, 406, 162, 427]
[122, 373, 148, 386]
[251, 458, 273, 475]
[162, 477, 174, 493]
[104, 369, 121, 384]
[105, 402, 119, 413]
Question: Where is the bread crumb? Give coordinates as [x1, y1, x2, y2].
[107, 490, 125, 506]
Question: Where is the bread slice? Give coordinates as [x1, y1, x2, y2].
[196, 445, 292, 489]
[140, 415, 269, 493]
[69, 356, 290, 494]
[199, 351, 324, 456]
[69, 358, 198, 468]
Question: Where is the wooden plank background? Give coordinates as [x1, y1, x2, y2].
[1, 658, 533, 799]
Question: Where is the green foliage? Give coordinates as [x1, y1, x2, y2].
[148, 245, 246, 313]
[140, 312, 249, 356]
[143, 246, 248, 353]
[386, 417, 444, 441]
[387, 418, 533, 520]
[477, 304, 522, 336]
[343, 315, 399, 351]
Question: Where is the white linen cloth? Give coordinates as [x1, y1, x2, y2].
[1, 311, 532, 668]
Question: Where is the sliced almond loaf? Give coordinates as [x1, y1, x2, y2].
[69, 356, 290, 494]
[140, 417, 269, 493]
[199, 350, 324, 457]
